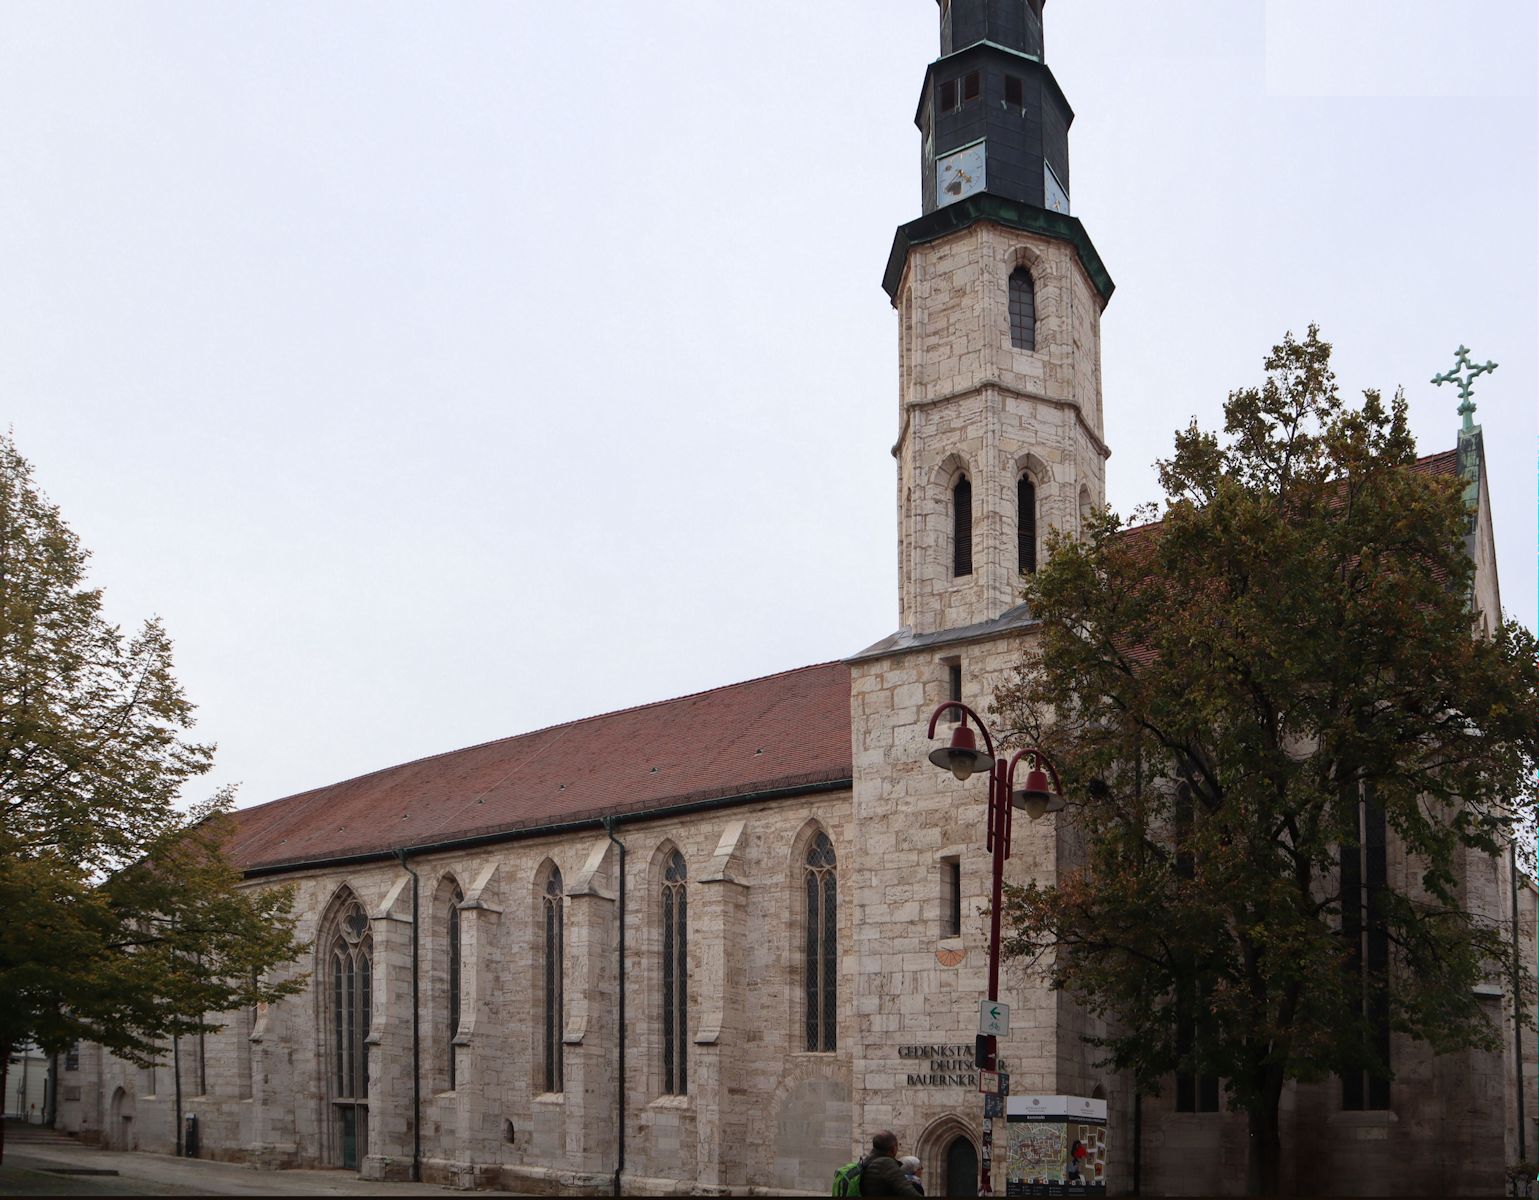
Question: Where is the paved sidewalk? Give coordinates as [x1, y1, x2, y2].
[0, 1139, 453, 1196]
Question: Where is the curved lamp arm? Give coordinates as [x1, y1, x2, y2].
[1005, 748, 1063, 793]
[925, 701, 997, 757]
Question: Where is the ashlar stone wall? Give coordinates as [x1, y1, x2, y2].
[894, 221, 1109, 636]
[61, 793, 860, 1196]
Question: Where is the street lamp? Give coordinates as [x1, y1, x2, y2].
[925, 702, 1063, 1198]
[1011, 752, 1065, 821]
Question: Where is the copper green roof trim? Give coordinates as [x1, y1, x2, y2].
[883, 194, 1115, 304]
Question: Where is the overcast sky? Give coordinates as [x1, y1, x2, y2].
[2, 1, 1534, 813]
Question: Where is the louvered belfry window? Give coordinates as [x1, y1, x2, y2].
[1018, 476, 1037, 573]
[803, 832, 838, 1052]
[953, 476, 973, 577]
[543, 868, 565, 1094]
[661, 851, 689, 1094]
[1009, 267, 1036, 351]
[447, 883, 463, 1090]
[331, 901, 372, 1104]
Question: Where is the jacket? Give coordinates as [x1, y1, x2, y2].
[861, 1154, 921, 1197]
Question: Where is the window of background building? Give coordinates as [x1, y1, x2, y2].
[1341, 785, 1391, 1110]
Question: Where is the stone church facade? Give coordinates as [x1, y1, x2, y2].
[58, 2, 1532, 1195]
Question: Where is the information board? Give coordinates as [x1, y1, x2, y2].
[1003, 1095, 1108, 1197]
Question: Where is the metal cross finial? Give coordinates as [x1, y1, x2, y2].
[1431, 345, 1498, 432]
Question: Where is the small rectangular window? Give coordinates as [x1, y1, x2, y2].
[940, 79, 959, 112]
[946, 659, 962, 723]
[962, 71, 981, 102]
[1004, 75, 1024, 107]
[943, 857, 962, 937]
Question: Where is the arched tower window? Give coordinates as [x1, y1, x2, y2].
[803, 832, 838, 1052]
[661, 850, 688, 1095]
[326, 894, 372, 1168]
[446, 881, 463, 1090]
[953, 476, 973, 577]
[543, 868, 565, 1094]
[1018, 475, 1037, 573]
[1009, 267, 1036, 351]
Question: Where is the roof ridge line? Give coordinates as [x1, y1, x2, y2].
[234, 659, 847, 816]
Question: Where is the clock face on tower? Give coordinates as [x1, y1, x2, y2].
[1043, 161, 1070, 215]
[936, 142, 987, 208]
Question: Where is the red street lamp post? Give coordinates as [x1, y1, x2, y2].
[926, 702, 1063, 1197]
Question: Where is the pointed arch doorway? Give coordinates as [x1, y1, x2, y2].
[918, 1116, 979, 1198]
[946, 1135, 979, 1197]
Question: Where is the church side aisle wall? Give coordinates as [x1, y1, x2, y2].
[59, 792, 860, 1195]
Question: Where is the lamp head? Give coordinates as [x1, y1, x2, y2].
[1011, 763, 1064, 819]
[927, 722, 994, 782]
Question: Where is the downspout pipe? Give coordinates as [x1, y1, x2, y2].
[602, 817, 627, 1199]
[393, 849, 422, 1183]
[1511, 840, 1526, 1162]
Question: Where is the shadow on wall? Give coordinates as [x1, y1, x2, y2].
[773, 1076, 852, 1192]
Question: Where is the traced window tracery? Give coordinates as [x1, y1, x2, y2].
[661, 850, 688, 1094]
[803, 832, 838, 1051]
[446, 881, 463, 1090]
[543, 868, 564, 1094]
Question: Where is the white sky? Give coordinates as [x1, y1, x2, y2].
[2, 1, 1534, 812]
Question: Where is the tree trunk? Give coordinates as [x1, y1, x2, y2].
[1245, 1075, 1285, 1196]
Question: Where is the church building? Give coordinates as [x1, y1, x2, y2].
[58, 2, 1532, 1195]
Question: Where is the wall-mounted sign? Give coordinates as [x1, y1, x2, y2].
[896, 1043, 978, 1088]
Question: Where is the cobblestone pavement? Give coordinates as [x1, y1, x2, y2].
[0, 1138, 452, 1196]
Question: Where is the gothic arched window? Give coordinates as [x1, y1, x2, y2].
[327, 896, 372, 1167]
[1018, 475, 1037, 573]
[1009, 267, 1036, 351]
[953, 476, 973, 577]
[446, 881, 463, 1091]
[661, 850, 688, 1095]
[543, 868, 565, 1094]
[803, 832, 837, 1052]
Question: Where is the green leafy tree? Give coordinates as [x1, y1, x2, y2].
[995, 329, 1539, 1196]
[0, 433, 307, 1162]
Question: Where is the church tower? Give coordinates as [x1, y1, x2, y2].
[848, 7, 1117, 1174]
[885, 0, 1114, 635]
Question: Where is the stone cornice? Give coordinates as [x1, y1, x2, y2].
[892, 382, 1111, 464]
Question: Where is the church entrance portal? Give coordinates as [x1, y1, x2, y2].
[946, 1135, 979, 1197]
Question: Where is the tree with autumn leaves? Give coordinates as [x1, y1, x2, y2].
[995, 328, 1539, 1196]
[0, 434, 306, 1161]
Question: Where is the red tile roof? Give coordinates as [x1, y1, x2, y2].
[230, 661, 852, 873]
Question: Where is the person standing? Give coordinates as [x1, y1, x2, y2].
[860, 1132, 921, 1197]
[899, 1155, 925, 1195]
